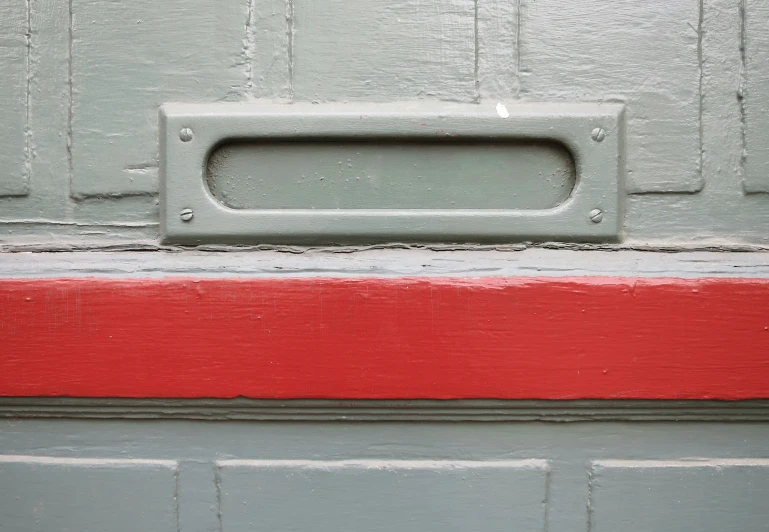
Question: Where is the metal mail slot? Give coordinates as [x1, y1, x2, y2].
[160, 102, 625, 244]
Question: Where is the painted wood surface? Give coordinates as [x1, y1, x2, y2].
[477, 0, 517, 100]
[292, 0, 476, 102]
[745, 0, 769, 192]
[0, 0, 29, 197]
[3, 248, 769, 278]
[70, 0, 246, 196]
[1, 276, 768, 399]
[521, 0, 702, 193]
[3, 420, 769, 532]
[220, 460, 547, 532]
[0, 0, 768, 244]
[624, 0, 767, 243]
[0, 456, 178, 532]
[590, 460, 769, 532]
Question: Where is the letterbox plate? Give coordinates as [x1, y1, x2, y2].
[160, 102, 625, 244]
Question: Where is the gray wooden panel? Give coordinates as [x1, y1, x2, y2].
[0, 0, 29, 197]
[177, 461, 219, 532]
[292, 0, 476, 102]
[701, 0, 743, 196]
[3, 418, 769, 532]
[246, 0, 291, 99]
[69, 0, 247, 197]
[745, 0, 769, 192]
[625, 0, 769, 245]
[207, 140, 575, 210]
[0, 455, 178, 532]
[521, 0, 702, 193]
[590, 459, 769, 532]
[2, 0, 769, 245]
[218, 459, 549, 532]
[477, 0, 518, 100]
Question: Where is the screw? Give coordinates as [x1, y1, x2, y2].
[591, 127, 606, 142]
[589, 208, 603, 223]
[179, 127, 193, 142]
[180, 208, 194, 222]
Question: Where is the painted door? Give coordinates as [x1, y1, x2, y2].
[1, 0, 768, 530]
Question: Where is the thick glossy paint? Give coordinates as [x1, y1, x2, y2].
[1, 277, 767, 399]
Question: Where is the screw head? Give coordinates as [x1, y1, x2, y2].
[589, 208, 603, 223]
[591, 127, 606, 142]
[180, 208, 194, 222]
[179, 127, 193, 142]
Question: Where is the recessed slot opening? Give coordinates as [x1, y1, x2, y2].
[206, 139, 576, 210]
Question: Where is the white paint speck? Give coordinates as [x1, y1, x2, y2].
[496, 102, 509, 119]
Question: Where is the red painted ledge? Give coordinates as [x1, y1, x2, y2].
[1, 276, 768, 399]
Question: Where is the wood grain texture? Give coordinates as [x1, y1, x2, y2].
[1, 276, 768, 399]
[744, 0, 769, 192]
[477, 0, 518, 99]
[0, 0, 29, 196]
[292, 0, 476, 102]
[520, 0, 702, 193]
[70, 0, 247, 197]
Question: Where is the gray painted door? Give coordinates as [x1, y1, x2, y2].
[2, 417, 769, 532]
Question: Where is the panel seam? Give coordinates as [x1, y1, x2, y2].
[66, 0, 73, 198]
[474, 0, 479, 102]
[214, 465, 223, 532]
[287, 0, 294, 101]
[739, 0, 749, 192]
[23, 0, 33, 195]
[697, 0, 705, 190]
[243, 0, 256, 96]
[516, 0, 522, 98]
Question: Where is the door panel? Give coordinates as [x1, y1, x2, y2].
[0, 456, 178, 532]
[1, 418, 769, 532]
[219, 459, 548, 532]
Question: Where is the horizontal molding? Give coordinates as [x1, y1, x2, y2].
[0, 249, 769, 278]
[1, 399, 769, 421]
[2, 276, 769, 400]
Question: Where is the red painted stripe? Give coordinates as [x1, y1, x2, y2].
[1, 277, 768, 399]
